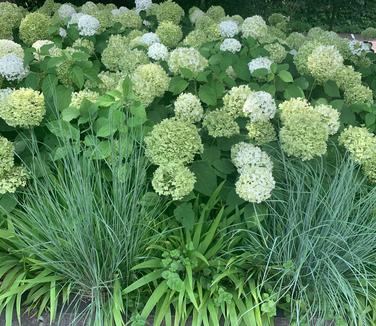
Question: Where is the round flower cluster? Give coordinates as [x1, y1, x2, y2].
[72, 38, 95, 55]
[344, 84, 374, 105]
[315, 104, 340, 135]
[294, 40, 321, 75]
[286, 32, 306, 50]
[223, 85, 252, 117]
[334, 65, 362, 90]
[85, 71, 124, 92]
[219, 20, 239, 38]
[174, 93, 204, 123]
[235, 165, 275, 203]
[206, 5, 225, 21]
[183, 30, 208, 48]
[220, 38, 242, 53]
[241, 15, 268, 39]
[139, 32, 160, 47]
[0, 54, 28, 81]
[231, 142, 273, 173]
[0, 40, 24, 59]
[189, 7, 204, 24]
[248, 57, 273, 74]
[156, 21, 183, 48]
[0, 165, 27, 195]
[0, 2, 24, 38]
[246, 121, 276, 145]
[307, 45, 344, 82]
[168, 47, 208, 75]
[131, 63, 170, 106]
[19, 13, 52, 45]
[0, 136, 14, 175]
[264, 43, 287, 63]
[148, 43, 169, 61]
[58, 4, 76, 20]
[70, 90, 99, 108]
[135, 0, 152, 13]
[114, 10, 142, 30]
[279, 99, 335, 161]
[203, 109, 240, 138]
[339, 126, 376, 182]
[111, 7, 128, 16]
[145, 118, 203, 166]
[156, 1, 184, 24]
[152, 163, 196, 200]
[0, 88, 45, 128]
[77, 14, 100, 36]
[243, 91, 276, 122]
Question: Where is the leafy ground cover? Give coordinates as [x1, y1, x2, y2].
[0, 1, 376, 325]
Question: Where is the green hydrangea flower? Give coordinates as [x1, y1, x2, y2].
[174, 93, 204, 123]
[145, 118, 203, 165]
[315, 104, 340, 135]
[339, 126, 376, 165]
[183, 30, 208, 48]
[294, 40, 322, 75]
[0, 166, 27, 194]
[286, 32, 306, 50]
[280, 105, 329, 161]
[72, 38, 95, 55]
[247, 120, 276, 145]
[131, 63, 170, 106]
[268, 13, 289, 31]
[203, 109, 240, 138]
[156, 21, 183, 48]
[0, 2, 24, 32]
[242, 15, 268, 39]
[223, 85, 252, 118]
[265, 43, 287, 63]
[19, 13, 52, 45]
[344, 84, 374, 105]
[0, 88, 45, 128]
[156, 1, 184, 24]
[114, 10, 142, 30]
[85, 71, 124, 92]
[0, 20, 14, 39]
[152, 163, 196, 200]
[206, 5, 225, 21]
[0, 136, 14, 175]
[334, 65, 362, 90]
[0, 40, 24, 59]
[37, 0, 56, 16]
[168, 47, 208, 75]
[70, 90, 99, 108]
[307, 45, 344, 82]
[102, 35, 149, 73]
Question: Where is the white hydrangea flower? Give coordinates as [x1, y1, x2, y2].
[349, 40, 371, 56]
[77, 14, 100, 36]
[231, 142, 273, 173]
[68, 13, 84, 26]
[143, 20, 152, 27]
[0, 88, 13, 103]
[174, 93, 204, 123]
[289, 49, 298, 56]
[219, 20, 239, 38]
[32, 40, 55, 60]
[0, 40, 24, 59]
[241, 15, 268, 39]
[235, 166, 275, 203]
[0, 54, 28, 81]
[315, 104, 340, 135]
[148, 43, 169, 61]
[140, 32, 160, 46]
[189, 7, 204, 24]
[220, 38, 241, 53]
[243, 91, 276, 122]
[168, 47, 208, 74]
[135, 0, 152, 13]
[111, 6, 128, 16]
[248, 57, 273, 74]
[59, 28, 67, 38]
[58, 4, 76, 20]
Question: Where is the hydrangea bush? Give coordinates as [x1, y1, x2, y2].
[0, 1, 376, 323]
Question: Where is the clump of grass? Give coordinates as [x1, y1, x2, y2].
[5, 131, 164, 325]
[241, 148, 376, 325]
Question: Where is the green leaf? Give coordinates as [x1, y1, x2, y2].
[128, 104, 147, 127]
[212, 159, 235, 175]
[174, 202, 195, 231]
[47, 120, 79, 140]
[278, 70, 293, 83]
[169, 77, 189, 95]
[0, 194, 17, 214]
[284, 84, 305, 99]
[62, 107, 80, 122]
[294, 76, 310, 90]
[365, 113, 376, 126]
[199, 84, 217, 106]
[71, 65, 85, 89]
[190, 161, 217, 196]
[324, 80, 340, 98]
[95, 117, 117, 138]
[202, 146, 221, 162]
